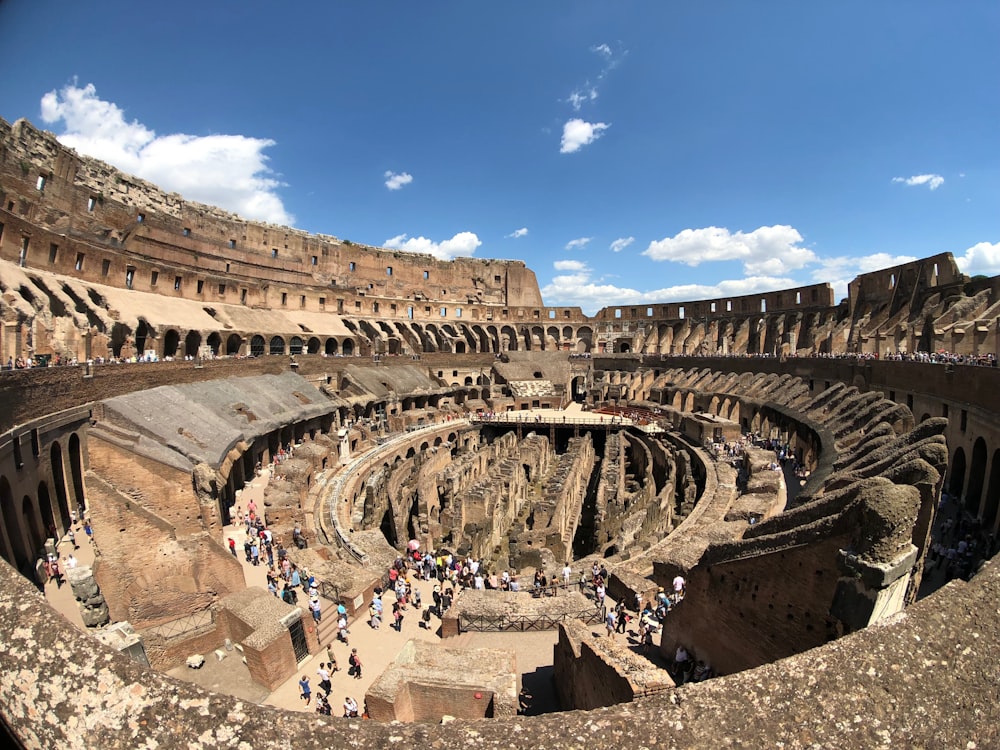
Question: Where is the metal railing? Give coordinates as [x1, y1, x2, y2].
[458, 605, 605, 633]
[141, 610, 214, 640]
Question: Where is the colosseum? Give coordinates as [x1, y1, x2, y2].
[1, 116, 998, 748]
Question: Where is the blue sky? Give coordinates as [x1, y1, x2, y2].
[1, 1, 997, 313]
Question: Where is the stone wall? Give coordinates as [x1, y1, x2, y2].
[554, 620, 674, 710]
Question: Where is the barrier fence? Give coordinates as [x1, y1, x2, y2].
[458, 605, 605, 633]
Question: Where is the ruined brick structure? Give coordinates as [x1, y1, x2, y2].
[1, 117, 999, 747]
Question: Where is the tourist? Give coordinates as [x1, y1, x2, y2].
[317, 663, 332, 696]
[309, 595, 322, 624]
[672, 574, 686, 603]
[605, 607, 617, 638]
[315, 694, 331, 715]
[562, 562, 572, 587]
[343, 696, 359, 718]
[392, 601, 404, 631]
[348, 648, 362, 679]
[298, 675, 311, 705]
[337, 614, 349, 644]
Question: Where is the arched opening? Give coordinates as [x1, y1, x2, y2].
[250, 335, 266, 357]
[184, 330, 202, 358]
[342, 339, 355, 356]
[380, 503, 398, 547]
[110, 322, 129, 358]
[455, 341, 466, 354]
[949, 447, 967, 500]
[0, 476, 30, 571]
[163, 329, 180, 359]
[571, 376, 587, 403]
[21, 495, 44, 561]
[307, 337, 321, 354]
[325, 338, 339, 355]
[68, 433, 85, 515]
[50, 442, 71, 530]
[37, 482, 56, 540]
[269, 336, 285, 355]
[967, 438, 988, 513]
[289, 336, 304, 355]
[983, 449, 1000, 530]
[135, 319, 150, 355]
[207, 332, 223, 356]
[226, 334, 243, 355]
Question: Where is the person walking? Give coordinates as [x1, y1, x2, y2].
[298, 675, 312, 706]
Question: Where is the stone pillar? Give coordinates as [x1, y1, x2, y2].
[67, 565, 110, 627]
[338, 427, 351, 465]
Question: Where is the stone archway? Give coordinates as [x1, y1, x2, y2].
[163, 329, 180, 358]
[226, 334, 243, 355]
[949, 447, 967, 499]
[184, 330, 202, 358]
[967, 438, 988, 514]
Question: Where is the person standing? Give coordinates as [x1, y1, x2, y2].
[605, 607, 617, 639]
[348, 648, 362, 679]
[615, 601, 627, 634]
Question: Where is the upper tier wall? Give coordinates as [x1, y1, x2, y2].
[0, 118, 545, 311]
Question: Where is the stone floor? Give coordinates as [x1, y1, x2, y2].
[43, 465, 610, 718]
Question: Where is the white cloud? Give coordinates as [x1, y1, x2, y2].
[591, 43, 612, 58]
[560, 119, 609, 153]
[565, 237, 592, 250]
[553, 259, 588, 272]
[383, 231, 481, 261]
[643, 225, 816, 275]
[506, 227, 528, 239]
[892, 174, 944, 190]
[384, 170, 413, 190]
[541, 262, 797, 315]
[955, 241, 1000, 277]
[39, 82, 292, 224]
[567, 88, 598, 111]
[610, 237, 635, 253]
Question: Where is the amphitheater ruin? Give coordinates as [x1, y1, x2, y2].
[1, 116, 999, 748]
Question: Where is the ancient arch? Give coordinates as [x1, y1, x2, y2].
[307, 337, 321, 354]
[325, 338, 339, 355]
[250, 335, 266, 357]
[0, 476, 29, 571]
[207, 332, 223, 356]
[342, 339, 355, 356]
[68, 433, 85, 513]
[967, 437, 988, 513]
[984, 449, 1000, 530]
[50, 442, 71, 530]
[289, 336, 304, 355]
[269, 336, 285, 355]
[950, 446, 967, 499]
[226, 334, 242, 355]
[135, 319, 151, 354]
[163, 329, 180, 358]
[184, 330, 202, 357]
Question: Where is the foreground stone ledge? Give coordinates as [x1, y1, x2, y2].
[2, 553, 998, 748]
